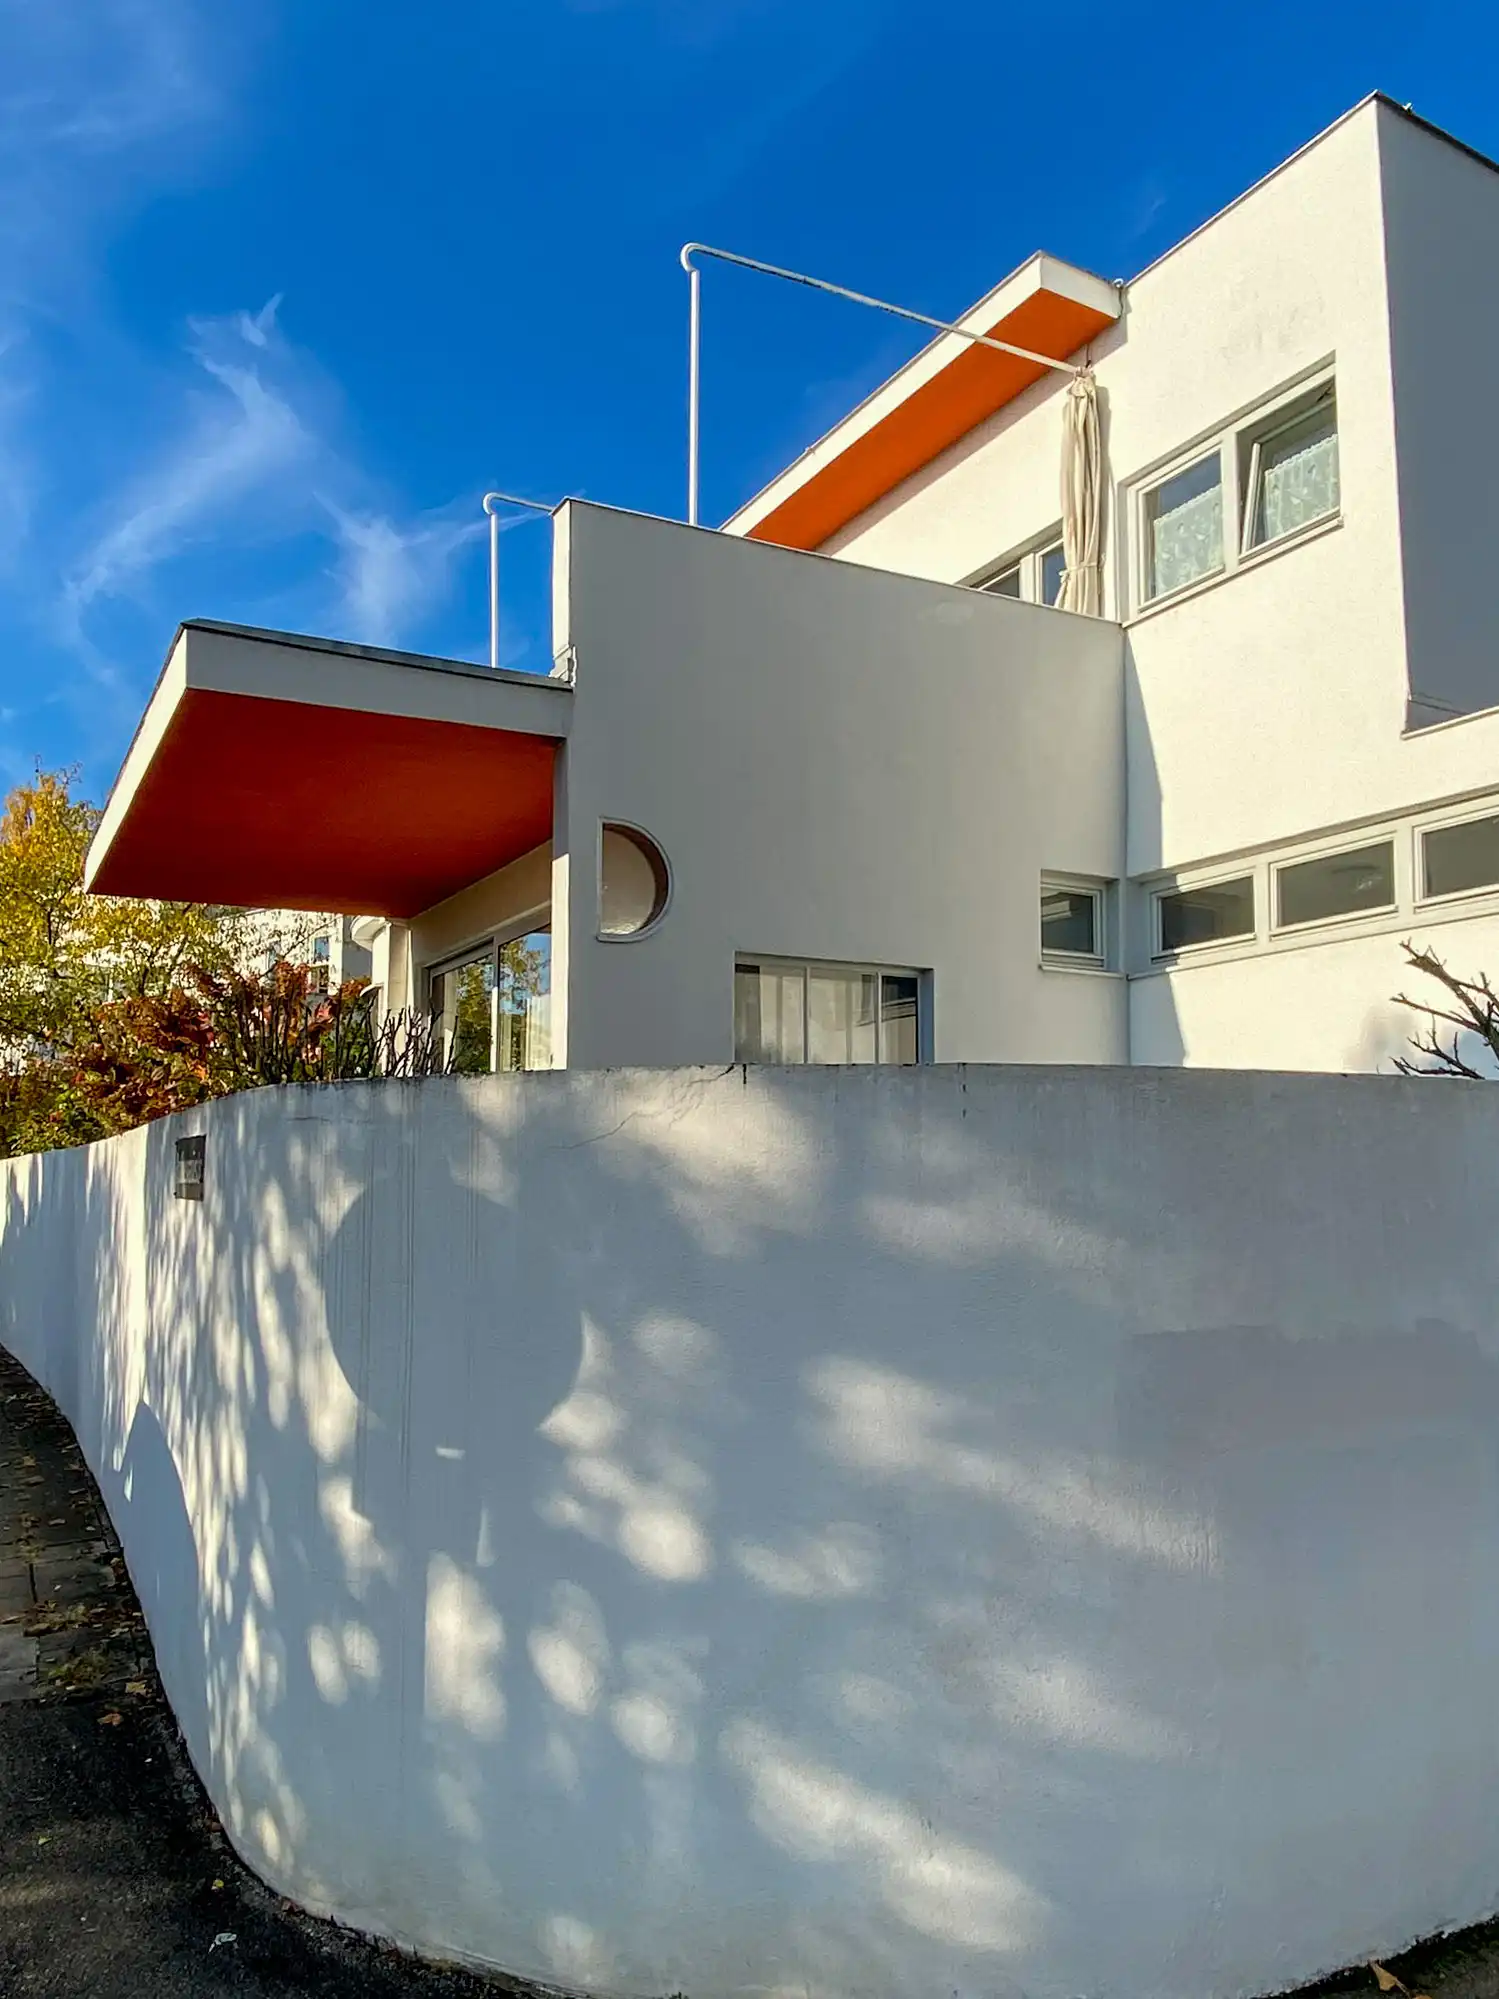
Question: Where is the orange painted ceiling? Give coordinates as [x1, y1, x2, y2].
[746, 288, 1115, 552]
[89, 688, 559, 918]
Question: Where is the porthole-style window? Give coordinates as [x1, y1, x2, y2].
[599, 823, 670, 938]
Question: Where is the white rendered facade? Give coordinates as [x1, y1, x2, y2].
[89, 96, 1499, 1080]
[735, 94, 1499, 1074]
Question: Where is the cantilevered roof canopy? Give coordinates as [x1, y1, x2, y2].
[85, 621, 571, 919]
[725, 254, 1120, 552]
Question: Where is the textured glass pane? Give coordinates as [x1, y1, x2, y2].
[1158, 877, 1254, 953]
[497, 932, 551, 1071]
[734, 964, 805, 1064]
[1277, 843, 1393, 928]
[879, 975, 919, 1064]
[1145, 455, 1223, 598]
[981, 566, 1022, 598]
[1041, 887, 1098, 957]
[1423, 816, 1499, 899]
[1251, 402, 1338, 546]
[1041, 544, 1066, 606]
[808, 969, 877, 1064]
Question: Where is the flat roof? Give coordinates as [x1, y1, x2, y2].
[723, 253, 1119, 552]
[85, 621, 570, 919]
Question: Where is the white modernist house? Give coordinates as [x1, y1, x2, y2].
[85, 95, 1499, 1075]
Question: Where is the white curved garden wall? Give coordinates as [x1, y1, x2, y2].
[3, 1065, 1499, 1999]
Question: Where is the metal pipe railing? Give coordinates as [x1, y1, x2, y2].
[679, 243, 1085, 528]
[481, 491, 556, 671]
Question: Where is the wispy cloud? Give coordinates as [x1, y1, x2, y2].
[58, 291, 489, 668]
[0, 0, 209, 151]
[0, 0, 228, 282]
[1122, 174, 1171, 245]
[0, 5, 514, 785]
[0, 0, 239, 675]
[324, 504, 484, 651]
[64, 300, 315, 618]
[0, 333, 35, 564]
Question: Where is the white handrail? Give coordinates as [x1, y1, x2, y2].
[481, 491, 555, 672]
[678, 242, 1084, 528]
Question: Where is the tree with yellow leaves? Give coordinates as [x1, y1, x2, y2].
[0, 769, 253, 1153]
[0, 768, 249, 1061]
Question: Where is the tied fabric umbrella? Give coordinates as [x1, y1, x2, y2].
[1058, 368, 1102, 615]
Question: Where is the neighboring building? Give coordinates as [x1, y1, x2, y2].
[82, 95, 1499, 1074]
[240, 908, 374, 993]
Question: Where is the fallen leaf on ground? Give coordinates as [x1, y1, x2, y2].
[211, 1878, 225, 1891]
[124, 1680, 147, 1696]
[1370, 1965, 1430, 1998]
[98, 1711, 122, 1726]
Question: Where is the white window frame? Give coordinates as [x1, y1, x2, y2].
[1414, 805, 1499, 910]
[424, 920, 553, 1072]
[1135, 790, 1499, 978]
[1270, 832, 1396, 937]
[733, 955, 928, 1065]
[1137, 447, 1226, 606]
[1150, 866, 1259, 963]
[970, 528, 1066, 607]
[1239, 382, 1339, 558]
[426, 938, 499, 1072]
[1128, 364, 1339, 615]
[1040, 874, 1110, 969]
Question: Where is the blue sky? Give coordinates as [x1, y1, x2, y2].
[3, 0, 1497, 800]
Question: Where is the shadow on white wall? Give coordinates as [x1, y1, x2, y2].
[6, 1063, 1499, 1999]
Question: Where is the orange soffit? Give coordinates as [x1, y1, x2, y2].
[88, 689, 560, 919]
[746, 289, 1115, 552]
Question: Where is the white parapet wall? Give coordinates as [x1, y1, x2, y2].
[3, 1066, 1499, 1999]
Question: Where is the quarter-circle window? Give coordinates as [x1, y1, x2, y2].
[600, 823, 670, 937]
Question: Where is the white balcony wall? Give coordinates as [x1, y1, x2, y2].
[550, 502, 1124, 1070]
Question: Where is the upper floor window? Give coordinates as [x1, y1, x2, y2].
[1040, 876, 1111, 968]
[734, 957, 924, 1065]
[1154, 874, 1255, 957]
[1243, 385, 1339, 552]
[1133, 372, 1339, 610]
[1274, 839, 1393, 931]
[1144, 453, 1223, 599]
[1421, 813, 1499, 902]
[975, 534, 1066, 607]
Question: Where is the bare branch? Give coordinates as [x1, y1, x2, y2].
[1392, 940, 1499, 1079]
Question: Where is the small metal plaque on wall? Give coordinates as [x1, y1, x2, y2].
[174, 1134, 206, 1201]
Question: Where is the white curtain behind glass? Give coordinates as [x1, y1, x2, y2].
[1149, 457, 1223, 597]
[1255, 412, 1338, 544]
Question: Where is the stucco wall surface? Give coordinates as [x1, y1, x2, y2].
[815, 102, 1499, 883]
[1380, 108, 1499, 721]
[1131, 908, 1499, 1071]
[4, 1069, 1499, 1999]
[552, 501, 1125, 1070]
